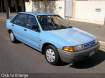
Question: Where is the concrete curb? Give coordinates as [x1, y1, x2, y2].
[70, 20, 104, 27]
[70, 19, 104, 26]
[99, 41, 105, 45]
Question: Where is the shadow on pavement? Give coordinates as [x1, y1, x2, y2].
[71, 50, 105, 69]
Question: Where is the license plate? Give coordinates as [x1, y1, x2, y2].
[89, 51, 95, 56]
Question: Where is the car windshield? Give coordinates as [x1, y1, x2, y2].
[37, 15, 72, 31]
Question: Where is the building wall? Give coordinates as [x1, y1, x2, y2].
[54, 1, 65, 18]
[25, 0, 66, 18]
[32, 1, 65, 18]
[65, 0, 73, 19]
[25, 0, 32, 12]
[74, 0, 105, 24]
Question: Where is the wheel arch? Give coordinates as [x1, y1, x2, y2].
[41, 43, 57, 55]
[8, 29, 12, 33]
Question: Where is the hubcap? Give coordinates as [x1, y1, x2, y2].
[46, 49, 55, 62]
[10, 32, 14, 41]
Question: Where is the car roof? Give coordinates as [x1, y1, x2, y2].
[18, 12, 56, 16]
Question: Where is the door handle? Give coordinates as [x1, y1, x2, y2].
[24, 29, 27, 31]
[12, 24, 14, 26]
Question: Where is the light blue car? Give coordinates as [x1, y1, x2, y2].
[5, 12, 100, 65]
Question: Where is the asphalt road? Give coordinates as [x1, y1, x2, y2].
[0, 22, 105, 74]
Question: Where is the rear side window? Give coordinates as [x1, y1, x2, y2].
[26, 14, 39, 31]
[11, 13, 27, 27]
[27, 15, 37, 26]
[26, 15, 36, 29]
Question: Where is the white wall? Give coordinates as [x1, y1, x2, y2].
[25, 0, 32, 12]
[54, 1, 65, 18]
[53, 0, 73, 19]
[65, 0, 73, 19]
[25, 0, 65, 18]
[75, 1, 105, 24]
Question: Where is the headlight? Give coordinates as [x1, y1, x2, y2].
[63, 45, 83, 53]
[74, 45, 83, 51]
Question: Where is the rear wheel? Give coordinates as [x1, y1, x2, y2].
[9, 32, 17, 43]
[44, 45, 61, 65]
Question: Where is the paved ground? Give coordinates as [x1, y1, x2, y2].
[0, 21, 105, 78]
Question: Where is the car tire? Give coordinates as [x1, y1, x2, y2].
[44, 45, 61, 65]
[9, 31, 17, 43]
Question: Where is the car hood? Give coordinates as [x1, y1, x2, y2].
[46, 27, 96, 46]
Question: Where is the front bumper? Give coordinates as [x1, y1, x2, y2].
[58, 42, 100, 63]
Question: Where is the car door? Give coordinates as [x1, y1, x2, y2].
[10, 13, 27, 42]
[23, 14, 42, 50]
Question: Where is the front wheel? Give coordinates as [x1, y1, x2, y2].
[9, 32, 17, 43]
[44, 45, 61, 65]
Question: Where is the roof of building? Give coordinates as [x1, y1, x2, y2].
[19, 12, 55, 16]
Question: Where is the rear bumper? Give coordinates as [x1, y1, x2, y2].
[58, 42, 100, 63]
